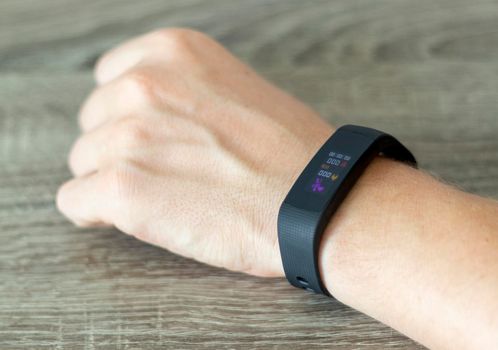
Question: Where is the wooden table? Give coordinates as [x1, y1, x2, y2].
[1, 1, 497, 348]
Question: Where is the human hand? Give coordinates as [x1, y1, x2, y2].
[57, 28, 334, 277]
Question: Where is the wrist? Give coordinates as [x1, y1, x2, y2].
[318, 157, 421, 304]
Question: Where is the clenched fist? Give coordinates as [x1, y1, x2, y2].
[57, 28, 333, 277]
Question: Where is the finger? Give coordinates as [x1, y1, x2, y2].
[79, 68, 157, 132]
[70, 117, 151, 177]
[56, 171, 114, 227]
[95, 40, 144, 86]
[69, 120, 113, 177]
[95, 28, 192, 85]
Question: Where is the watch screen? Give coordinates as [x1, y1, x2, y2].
[306, 151, 352, 195]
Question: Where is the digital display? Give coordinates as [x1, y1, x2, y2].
[306, 151, 353, 195]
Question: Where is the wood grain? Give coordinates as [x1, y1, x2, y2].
[1, 0, 497, 348]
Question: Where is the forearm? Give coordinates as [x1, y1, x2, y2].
[320, 158, 498, 349]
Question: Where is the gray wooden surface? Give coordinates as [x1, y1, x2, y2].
[1, 0, 497, 349]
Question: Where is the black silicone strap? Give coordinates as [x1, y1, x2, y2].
[277, 125, 417, 296]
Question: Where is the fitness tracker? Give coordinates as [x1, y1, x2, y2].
[277, 125, 417, 296]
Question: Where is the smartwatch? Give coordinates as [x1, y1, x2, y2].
[277, 125, 417, 296]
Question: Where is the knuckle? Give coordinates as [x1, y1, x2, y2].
[113, 117, 150, 150]
[153, 28, 195, 44]
[120, 69, 158, 105]
[150, 28, 211, 57]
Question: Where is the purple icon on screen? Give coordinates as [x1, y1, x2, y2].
[311, 177, 325, 193]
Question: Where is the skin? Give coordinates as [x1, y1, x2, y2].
[57, 28, 498, 349]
